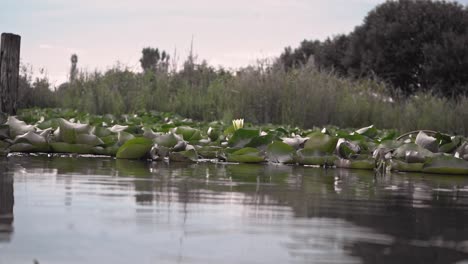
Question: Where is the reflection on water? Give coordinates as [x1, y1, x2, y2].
[1, 155, 468, 263]
[0, 161, 13, 242]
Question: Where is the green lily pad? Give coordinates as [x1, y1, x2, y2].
[303, 131, 338, 154]
[227, 147, 265, 163]
[57, 118, 91, 144]
[175, 126, 202, 141]
[76, 134, 104, 146]
[50, 142, 94, 154]
[422, 155, 468, 175]
[10, 143, 36, 152]
[6, 116, 35, 138]
[393, 143, 435, 162]
[266, 141, 295, 164]
[169, 149, 198, 163]
[116, 137, 153, 159]
[228, 128, 260, 148]
[415, 131, 438, 152]
[196, 146, 223, 159]
[295, 149, 337, 166]
[117, 131, 135, 145]
[13, 131, 49, 152]
[154, 133, 181, 148]
[389, 159, 424, 172]
[355, 125, 378, 139]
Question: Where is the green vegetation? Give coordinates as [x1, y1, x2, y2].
[279, 0, 468, 97]
[17, 62, 468, 135]
[0, 108, 467, 175]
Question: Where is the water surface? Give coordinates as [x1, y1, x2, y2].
[1, 155, 468, 264]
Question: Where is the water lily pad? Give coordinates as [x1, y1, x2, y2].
[355, 125, 378, 139]
[175, 126, 202, 141]
[389, 159, 424, 172]
[228, 128, 260, 148]
[295, 149, 337, 166]
[6, 116, 35, 138]
[336, 139, 360, 159]
[50, 142, 94, 154]
[415, 131, 438, 152]
[303, 131, 338, 154]
[266, 141, 295, 164]
[393, 143, 434, 162]
[116, 137, 153, 159]
[227, 147, 265, 163]
[117, 131, 135, 145]
[282, 136, 308, 149]
[154, 133, 181, 148]
[196, 146, 223, 159]
[10, 143, 36, 152]
[76, 134, 104, 146]
[169, 149, 198, 162]
[422, 155, 468, 175]
[57, 118, 91, 144]
[13, 131, 49, 152]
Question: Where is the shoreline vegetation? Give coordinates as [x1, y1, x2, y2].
[14, 0, 468, 135]
[17, 62, 468, 136]
[0, 108, 467, 175]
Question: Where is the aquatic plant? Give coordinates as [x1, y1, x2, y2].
[0, 108, 467, 175]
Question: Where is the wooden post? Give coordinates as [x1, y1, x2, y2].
[0, 33, 21, 115]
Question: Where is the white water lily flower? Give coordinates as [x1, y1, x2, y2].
[232, 119, 244, 130]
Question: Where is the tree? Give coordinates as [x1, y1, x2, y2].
[344, 0, 468, 95]
[139, 47, 170, 73]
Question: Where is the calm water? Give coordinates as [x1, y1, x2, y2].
[1, 156, 468, 264]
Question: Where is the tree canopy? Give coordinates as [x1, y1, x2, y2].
[279, 0, 468, 97]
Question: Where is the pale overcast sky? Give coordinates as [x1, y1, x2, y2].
[1, 0, 467, 85]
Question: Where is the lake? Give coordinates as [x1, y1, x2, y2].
[1, 155, 468, 264]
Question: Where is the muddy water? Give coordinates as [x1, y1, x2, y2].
[1, 155, 468, 264]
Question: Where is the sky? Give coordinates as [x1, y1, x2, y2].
[1, 0, 468, 85]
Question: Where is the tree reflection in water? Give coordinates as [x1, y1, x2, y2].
[3, 155, 468, 263]
[0, 159, 14, 242]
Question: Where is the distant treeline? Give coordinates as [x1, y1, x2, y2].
[14, 0, 468, 135]
[279, 0, 468, 97]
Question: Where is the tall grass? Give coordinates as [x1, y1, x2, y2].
[23, 62, 468, 135]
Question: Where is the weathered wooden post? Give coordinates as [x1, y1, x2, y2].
[0, 33, 21, 115]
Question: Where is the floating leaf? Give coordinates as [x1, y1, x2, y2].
[303, 131, 338, 154]
[355, 125, 378, 138]
[393, 143, 434, 162]
[57, 118, 91, 144]
[116, 137, 153, 159]
[295, 149, 337, 166]
[13, 131, 49, 152]
[175, 126, 202, 141]
[266, 141, 295, 164]
[76, 134, 104, 146]
[169, 149, 198, 163]
[227, 147, 265, 163]
[6, 116, 35, 138]
[117, 131, 135, 145]
[389, 159, 423, 172]
[415, 131, 438, 152]
[50, 142, 94, 154]
[422, 155, 468, 175]
[154, 133, 181, 148]
[336, 139, 360, 159]
[282, 136, 308, 150]
[228, 128, 260, 148]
